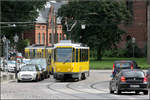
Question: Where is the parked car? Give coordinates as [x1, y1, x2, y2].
[112, 60, 140, 77]
[146, 68, 150, 88]
[30, 58, 49, 78]
[37, 64, 44, 80]
[0, 57, 4, 71]
[109, 69, 148, 95]
[7, 60, 16, 72]
[17, 64, 41, 82]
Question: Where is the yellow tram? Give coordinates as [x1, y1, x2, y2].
[24, 45, 54, 74]
[53, 40, 90, 80]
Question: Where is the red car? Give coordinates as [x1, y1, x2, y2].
[112, 60, 140, 77]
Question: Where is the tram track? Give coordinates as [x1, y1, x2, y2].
[66, 80, 111, 99]
[47, 82, 85, 99]
[66, 80, 147, 99]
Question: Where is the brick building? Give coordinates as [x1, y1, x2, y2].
[24, 1, 148, 50]
[24, 3, 65, 46]
[118, 0, 147, 50]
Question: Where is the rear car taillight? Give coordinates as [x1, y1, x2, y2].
[131, 64, 133, 70]
[113, 64, 115, 72]
[144, 77, 147, 82]
[121, 76, 126, 82]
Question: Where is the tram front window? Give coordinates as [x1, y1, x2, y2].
[56, 48, 72, 62]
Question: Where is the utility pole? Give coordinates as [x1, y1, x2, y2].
[147, 2, 150, 65]
[0, 35, 2, 57]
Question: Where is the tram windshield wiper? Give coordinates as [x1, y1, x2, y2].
[63, 55, 71, 64]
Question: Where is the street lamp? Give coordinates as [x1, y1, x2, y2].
[81, 24, 86, 30]
[132, 37, 136, 57]
[13, 34, 19, 79]
[0, 34, 2, 57]
[2, 36, 7, 60]
[2, 35, 6, 43]
[14, 34, 19, 43]
[2, 35, 10, 72]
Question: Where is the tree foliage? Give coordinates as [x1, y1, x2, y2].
[1, 0, 48, 39]
[58, 0, 131, 60]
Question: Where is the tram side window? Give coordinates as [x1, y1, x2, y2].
[25, 51, 29, 58]
[72, 48, 75, 62]
[33, 49, 35, 57]
[86, 49, 88, 61]
[80, 49, 88, 62]
[42, 49, 44, 58]
[29, 49, 33, 58]
[80, 49, 82, 62]
[35, 49, 37, 58]
[54, 49, 56, 61]
[76, 49, 78, 62]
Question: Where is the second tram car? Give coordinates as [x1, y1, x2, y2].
[24, 45, 54, 75]
[53, 40, 90, 81]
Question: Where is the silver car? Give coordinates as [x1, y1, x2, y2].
[7, 60, 16, 72]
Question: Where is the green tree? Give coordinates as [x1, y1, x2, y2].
[58, 0, 131, 60]
[16, 39, 29, 54]
[1, 0, 48, 39]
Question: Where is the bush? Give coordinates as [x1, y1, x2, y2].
[125, 40, 143, 57]
[103, 48, 126, 57]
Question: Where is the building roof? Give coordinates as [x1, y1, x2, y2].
[36, 8, 50, 23]
[36, 1, 67, 24]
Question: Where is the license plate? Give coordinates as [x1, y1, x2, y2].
[130, 85, 139, 88]
[23, 76, 30, 79]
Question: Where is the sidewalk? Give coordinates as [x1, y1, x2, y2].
[0, 71, 15, 82]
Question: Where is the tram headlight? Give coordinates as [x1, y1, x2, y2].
[68, 68, 71, 71]
[57, 68, 60, 71]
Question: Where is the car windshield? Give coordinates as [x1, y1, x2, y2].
[30, 59, 47, 68]
[115, 62, 131, 69]
[8, 61, 16, 64]
[55, 48, 72, 62]
[38, 65, 42, 70]
[21, 65, 36, 71]
[23, 60, 30, 64]
[123, 71, 144, 78]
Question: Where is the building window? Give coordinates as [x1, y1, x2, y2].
[55, 33, 58, 43]
[38, 33, 40, 44]
[126, 0, 133, 15]
[59, 33, 61, 41]
[42, 33, 45, 44]
[126, 0, 133, 24]
[36, 26, 40, 29]
[49, 33, 51, 43]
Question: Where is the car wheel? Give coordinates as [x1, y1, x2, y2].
[17, 79, 21, 83]
[116, 85, 121, 95]
[35, 75, 38, 82]
[109, 84, 114, 94]
[42, 75, 44, 80]
[81, 73, 86, 80]
[78, 74, 82, 81]
[135, 91, 140, 95]
[48, 74, 50, 78]
[143, 90, 148, 95]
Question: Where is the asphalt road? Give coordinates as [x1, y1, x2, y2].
[1, 70, 149, 99]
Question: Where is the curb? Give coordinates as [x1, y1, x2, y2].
[0, 72, 16, 82]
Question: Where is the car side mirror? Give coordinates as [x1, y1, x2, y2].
[42, 68, 45, 71]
